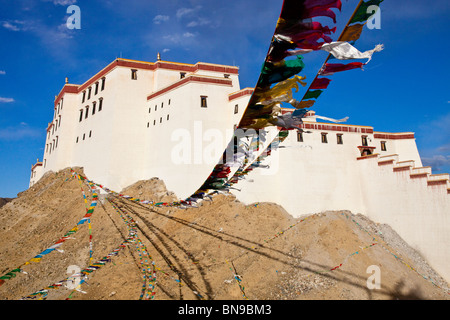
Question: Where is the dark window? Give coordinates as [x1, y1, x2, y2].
[160, 117, 162, 123]
[180, 72, 186, 79]
[234, 104, 238, 114]
[98, 98, 103, 111]
[92, 102, 96, 115]
[58, 115, 61, 127]
[161, 102, 163, 109]
[167, 114, 169, 121]
[79, 109, 83, 122]
[89, 130, 92, 138]
[85, 106, 89, 119]
[149, 107, 151, 113]
[83, 133, 85, 140]
[101, 77, 106, 91]
[153, 120, 156, 126]
[82, 91, 86, 103]
[88, 87, 92, 100]
[168, 99, 171, 105]
[321, 133, 328, 143]
[131, 69, 138, 80]
[381, 141, 387, 151]
[201, 96, 207, 108]
[95, 82, 99, 95]
[337, 134, 343, 145]
[362, 135, 368, 146]
[76, 137, 79, 143]
[297, 131, 303, 142]
[155, 105, 157, 111]
[224, 74, 230, 78]
[147, 122, 149, 128]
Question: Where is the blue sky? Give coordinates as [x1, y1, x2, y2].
[0, 0, 449, 198]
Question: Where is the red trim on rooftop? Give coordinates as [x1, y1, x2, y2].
[301, 123, 374, 134]
[229, 88, 254, 101]
[54, 84, 79, 107]
[147, 75, 233, 101]
[54, 59, 239, 106]
[374, 133, 415, 140]
[31, 162, 42, 171]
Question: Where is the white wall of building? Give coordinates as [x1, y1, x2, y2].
[30, 57, 450, 283]
[231, 121, 450, 283]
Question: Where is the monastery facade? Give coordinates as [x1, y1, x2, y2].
[29, 57, 450, 283]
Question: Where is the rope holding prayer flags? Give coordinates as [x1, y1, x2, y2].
[0, 171, 99, 287]
[350, 0, 384, 24]
[185, 0, 348, 197]
[297, 0, 385, 114]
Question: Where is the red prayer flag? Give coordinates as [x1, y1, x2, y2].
[320, 62, 364, 75]
[310, 77, 332, 89]
[305, 0, 342, 11]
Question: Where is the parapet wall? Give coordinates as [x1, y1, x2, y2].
[356, 153, 450, 283]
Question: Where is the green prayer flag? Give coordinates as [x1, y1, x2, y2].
[350, 0, 384, 24]
[303, 90, 323, 100]
[258, 55, 305, 87]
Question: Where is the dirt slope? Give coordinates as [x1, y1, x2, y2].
[0, 167, 448, 300]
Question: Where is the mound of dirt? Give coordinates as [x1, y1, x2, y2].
[0, 167, 448, 300]
[0, 198, 14, 208]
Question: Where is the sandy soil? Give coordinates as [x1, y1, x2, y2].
[0, 167, 448, 300]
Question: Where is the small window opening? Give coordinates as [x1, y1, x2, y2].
[131, 69, 138, 80]
[362, 135, 368, 146]
[201, 96, 208, 108]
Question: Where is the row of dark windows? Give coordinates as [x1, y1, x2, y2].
[45, 136, 59, 154]
[79, 98, 103, 122]
[76, 130, 92, 143]
[82, 77, 106, 103]
[54, 98, 63, 119]
[148, 114, 170, 127]
[297, 132, 387, 151]
[149, 99, 171, 113]
[148, 97, 239, 114]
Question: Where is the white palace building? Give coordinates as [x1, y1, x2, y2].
[29, 56, 450, 283]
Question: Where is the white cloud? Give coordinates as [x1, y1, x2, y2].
[422, 155, 450, 172]
[0, 125, 41, 140]
[45, 0, 77, 5]
[0, 97, 14, 103]
[183, 32, 195, 38]
[187, 18, 211, 28]
[162, 48, 170, 53]
[2, 20, 30, 32]
[153, 15, 170, 24]
[2, 21, 20, 31]
[163, 32, 196, 44]
[176, 6, 202, 19]
[0, 70, 5, 75]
